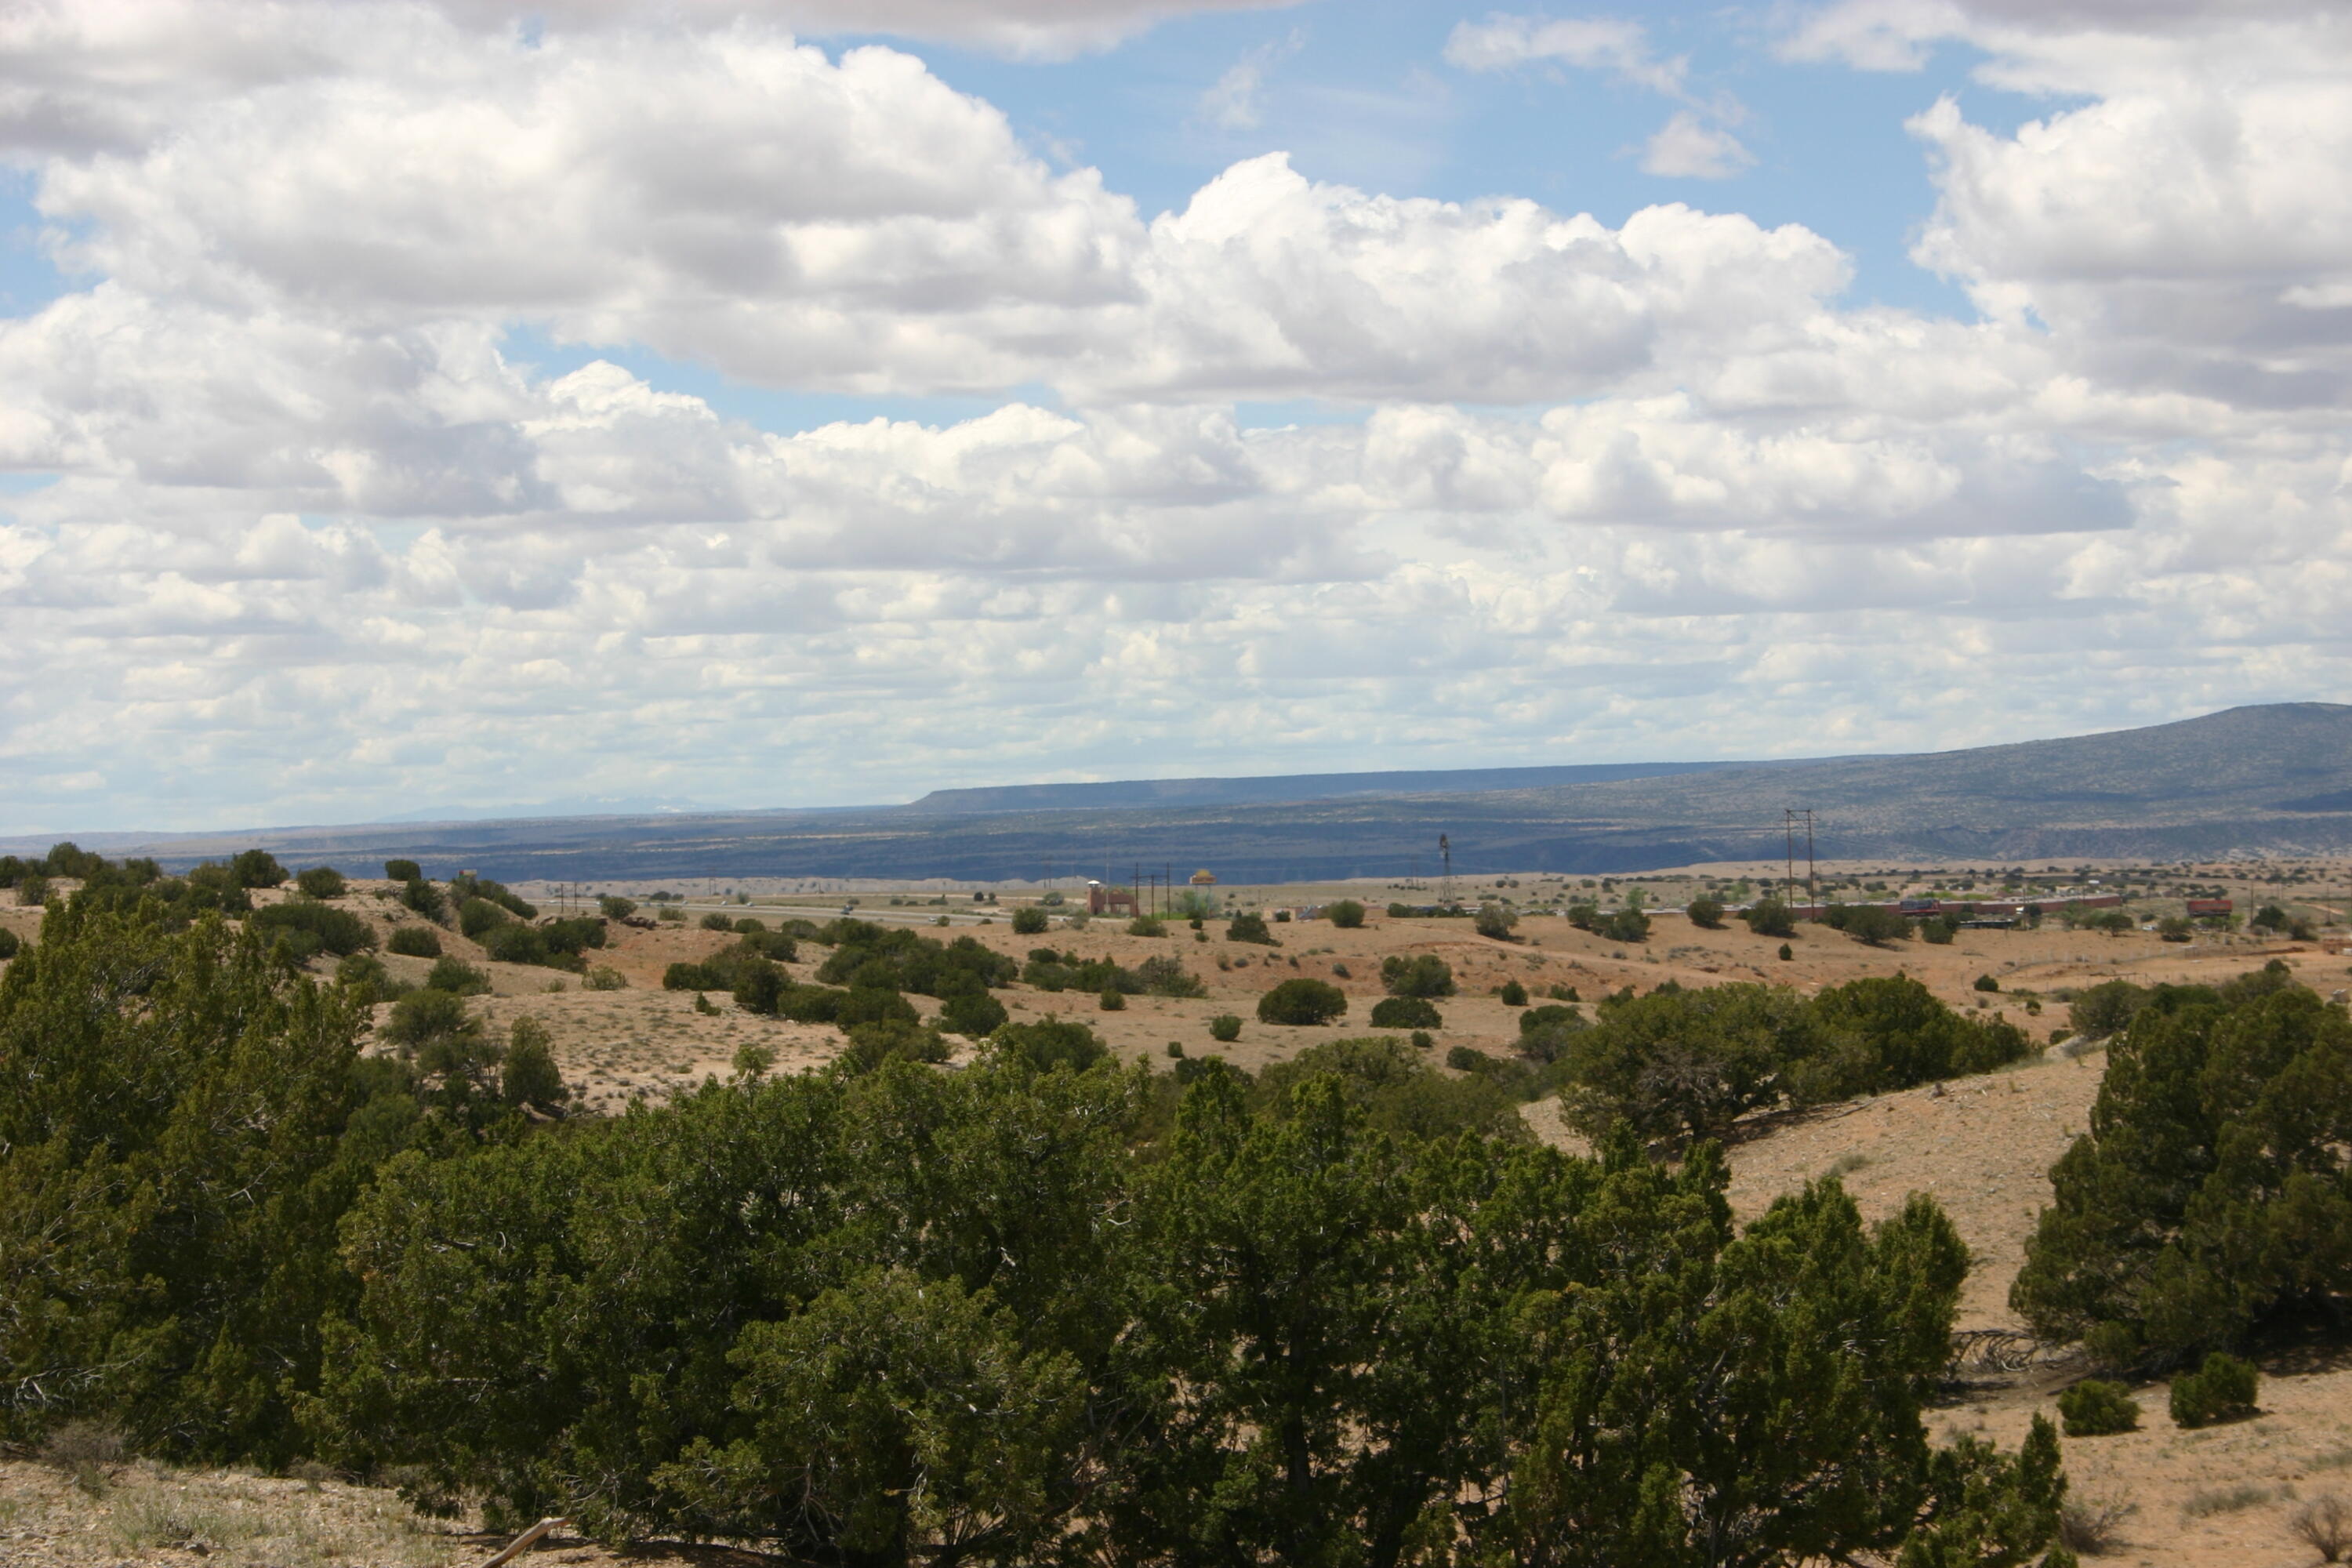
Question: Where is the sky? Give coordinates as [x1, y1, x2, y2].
[2, 0, 2348, 832]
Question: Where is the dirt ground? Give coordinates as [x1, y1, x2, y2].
[449, 887, 2346, 1099]
[0, 1457, 779, 1568]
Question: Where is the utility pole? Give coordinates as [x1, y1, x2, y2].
[1784, 808, 1818, 917]
[1803, 810, 1817, 913]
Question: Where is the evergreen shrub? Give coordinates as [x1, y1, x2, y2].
[387, 925, 441, 959]
[2056, 1380, 2140, 1436]
[2169, 1354, 2259, 1428]
[1370, 996, 1441, 1030]
[1257, 978, 1348, 1026]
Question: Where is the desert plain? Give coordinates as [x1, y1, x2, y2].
[2, 855, 2348, 1566]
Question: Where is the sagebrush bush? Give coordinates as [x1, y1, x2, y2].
[1475, 904, 1519, 941]
[230, 849, 288, 888]
[1226, 911, 1276, 945]
[1208, 1013, 1243, 1042]
[2056, 1379, 2140, 1436]
[294, 866, 347, 899]
[2292, 1494, 2352, 1564]
[2067, 978, 2147, 1040]
[334, 953, 408, 1006]
[1369, 996, 1441, 1030]
[1835, 906, 1910, 946]
[398, 878, 445, 924]
[386, 924, 441, 959]
[989, 1018, 1109, 1073]
[382, 986, 476, 1051]
[838, 1019, 953, 1074]
[1258, 978, 1347, 1026]
[479, 916, 607, 972]
[939, 990, 1008, 1038]
[1326, 899, 1365, 929]
[500, 1018, 566, 1111]
[1515, 1003, 1586, 1064]
[815, 920, 1011, 996]
[1011, 906, 1049, 935]
[1380, 953, 1454, 998]
[1134, 955, 1206, 998]
[840, 988, 920, 1028]
[425, 956, 492, 996]
[459, 897, 510, 938]
[1254, 1036, 1526, 1147]
[2169, 1353, 2259, 1428]
[248, 898, 376, 960]
[1599, 908, 1650, 944]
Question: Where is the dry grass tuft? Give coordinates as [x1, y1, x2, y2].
[0, 1459, 468, 1568]
[2183, 1483, 2277, 1518]
[37, 1420, 123, 1497]
[2292, 1494, 2352, 1563]
[107, 1474, 460, 1568]
[2059, 1496, 2133, 1555]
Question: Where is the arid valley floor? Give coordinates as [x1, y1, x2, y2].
[3, 858, 2349, 1566]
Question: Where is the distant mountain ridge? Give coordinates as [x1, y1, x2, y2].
[13, 702, 2350, 883]
[905, 759, 1760, 815]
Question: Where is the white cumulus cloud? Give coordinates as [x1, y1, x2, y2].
[1639, 111, 1755, 178]
[1443, 13, 1687, 97]
[0, 0, 2349, 829]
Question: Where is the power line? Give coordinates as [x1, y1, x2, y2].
[1784, 808, 1817, 917]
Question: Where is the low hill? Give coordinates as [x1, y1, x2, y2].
[903, 758, 1755, 814]
[14, 702, 2351, 883]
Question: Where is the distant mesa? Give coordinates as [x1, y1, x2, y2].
[13, 702, 2351, 884]
[2274, 789, 2352, 814]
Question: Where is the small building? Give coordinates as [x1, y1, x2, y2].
[1087, 880, 1139, 916]
[2187, 898, 2234, 917]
